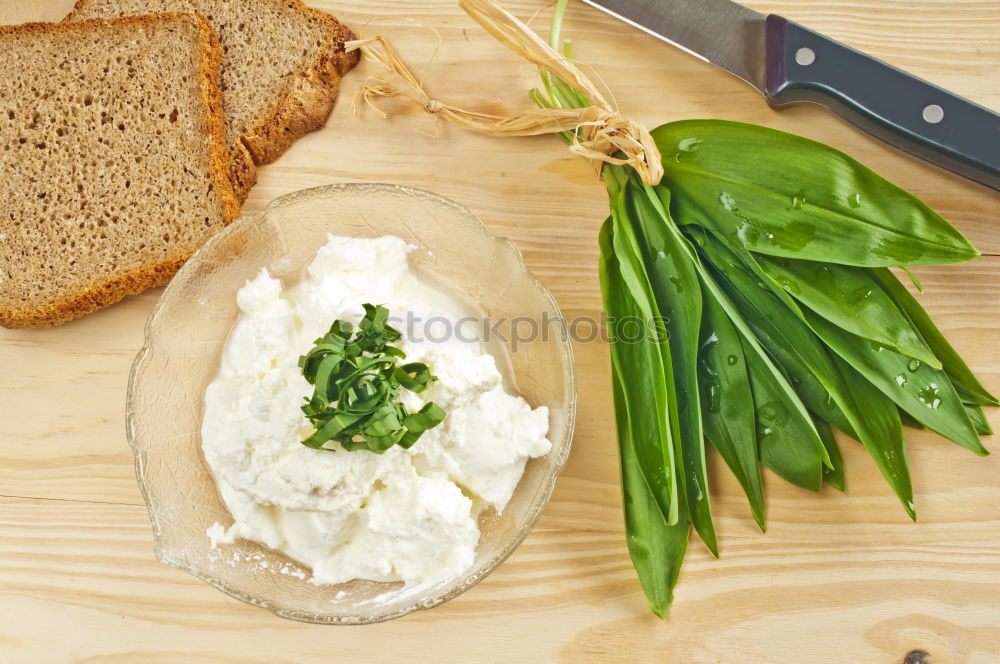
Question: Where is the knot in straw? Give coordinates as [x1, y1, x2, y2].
[345, 0, 664, 185]
[423, 99, 445, 114]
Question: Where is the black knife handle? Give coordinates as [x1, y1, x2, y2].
[764, 14, 1000, 191]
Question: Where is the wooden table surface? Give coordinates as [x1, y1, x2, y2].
[3, 1, 999, 662]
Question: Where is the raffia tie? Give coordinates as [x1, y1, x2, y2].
[345, 0, 664, 185]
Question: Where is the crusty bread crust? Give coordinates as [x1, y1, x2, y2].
[238, 5, 360, 165]
[189, 10, 255, 204]
[66, 0, 360, 175]
[190, 14, 244, 222]
[0, 253, 190, 329]
[229, 139, 258, 203]
[0, 14, 242, 329]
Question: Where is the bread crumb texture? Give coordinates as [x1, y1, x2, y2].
[68, 0, 360, 167]
[0, 15, 239, 328]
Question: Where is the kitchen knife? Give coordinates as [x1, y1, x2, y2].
[581, 0, 1000, 191]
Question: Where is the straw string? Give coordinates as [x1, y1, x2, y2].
[345, 0, 663, 185]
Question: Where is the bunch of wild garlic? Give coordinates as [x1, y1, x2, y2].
[534, 0, 994, 616]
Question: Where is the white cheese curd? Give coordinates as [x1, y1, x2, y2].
[201, 235, 551, 588]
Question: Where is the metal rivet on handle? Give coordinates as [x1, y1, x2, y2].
[795, 47, 816, 66]
[922, 104, 945, 124]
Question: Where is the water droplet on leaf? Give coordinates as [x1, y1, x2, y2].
[700, 332, 719, 351]
[908, 359, 921, 372]
[872, 237, 925, 264]
[707, 381, 721, 413]
[777, 277, 800, 294]
[699, 354, 718, 378]
[848, 193, 862, 208]
[678, 137, 701, 152]
[736, 223, 761, 245]
[772, 220, 817, 251]
[917, 383, 941, 409]
[758, 400, 790, 427]
[849, 286, 874, 303]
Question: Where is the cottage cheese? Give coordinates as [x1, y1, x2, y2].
[201, 235, 551, 588]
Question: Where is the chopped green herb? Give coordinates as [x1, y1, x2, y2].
[298, 304, 446, 453]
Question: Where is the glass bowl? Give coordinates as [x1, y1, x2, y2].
[126, 183, 577, 624]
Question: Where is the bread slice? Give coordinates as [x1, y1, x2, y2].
[67, 0, 361, 198]
[0, 14, 241, 329]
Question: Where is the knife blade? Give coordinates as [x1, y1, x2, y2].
[582, 0, 1000, 191]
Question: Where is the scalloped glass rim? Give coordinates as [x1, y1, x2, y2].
[126, 183, 577, 624]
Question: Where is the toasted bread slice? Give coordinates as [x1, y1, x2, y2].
[0, 14, 241, 329]
[68, 0, 360, 198]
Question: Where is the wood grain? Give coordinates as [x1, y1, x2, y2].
[2, 1, 999, 662]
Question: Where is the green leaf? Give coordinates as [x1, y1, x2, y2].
[755, 256, 939, 368]
[698, 283, 766, 530]
[830, 355, 915, 519]
[869, 267, 999, 407]
[899, 409, 926, 430]
[804, 309, 988, 457]
[812, 414, 845, 492]
[749, 323, 857, 440]
[688, 227, 853, 433]
[683, 235, 830, 491]
[612, 370, 690, 618]
[624, 177, 717, 555]
[736, 249, 806, 317]
[965, 403, 994, 436]
[741, 334, 827, 492]
[610, 189, 660, 323]
[689, 227, 918, 513]
[666, 221, 829, 493]
[599, 217, 679, 525]
[653, 120, 978, 267]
